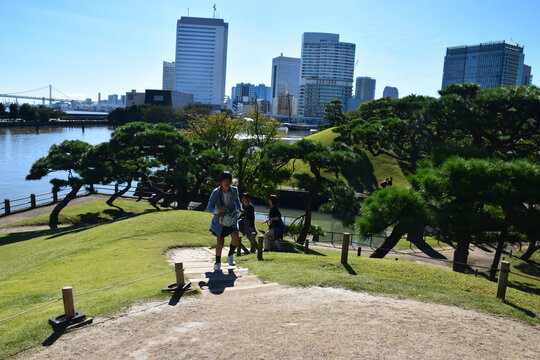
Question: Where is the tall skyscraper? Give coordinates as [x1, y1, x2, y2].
[521, 64, 532, 85]
[271, 54, 301, 100]
[382, 86, 399, 99]
[442, 41, 525, 90]
[355, 77, 376, 103]
[175, 17, 228, 105]
[162, 61, 176, 91]
[298, 33, 355, 118]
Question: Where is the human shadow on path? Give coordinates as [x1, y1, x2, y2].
[198, 269, 239, 295]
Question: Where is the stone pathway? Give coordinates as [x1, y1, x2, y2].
[166, 247, 278, 296]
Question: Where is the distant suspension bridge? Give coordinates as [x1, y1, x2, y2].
[0, 85, 81, 105]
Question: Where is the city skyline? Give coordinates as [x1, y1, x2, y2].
[1, 0, 539, 102]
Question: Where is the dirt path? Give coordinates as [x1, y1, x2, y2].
[19, 248, 540, 360]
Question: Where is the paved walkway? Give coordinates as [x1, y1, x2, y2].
[0, 194, 106, 228]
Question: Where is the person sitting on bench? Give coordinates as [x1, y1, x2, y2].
[264, 195, 285, 251]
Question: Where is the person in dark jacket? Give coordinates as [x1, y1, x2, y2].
[240, 193, 258, 253]
[264, 195, 284, 251]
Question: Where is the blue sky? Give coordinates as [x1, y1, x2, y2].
[1, 0, 538, 101]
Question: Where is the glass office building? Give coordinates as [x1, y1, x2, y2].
[382, 86, 399, 99]
[271, 55, 301, 100]
[355, 77, 376, 103]
[175, 17, 228, 105]
[298, 33, 355, 118]
[442, 41, 525, 90]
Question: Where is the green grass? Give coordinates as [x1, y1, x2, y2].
[8, 198, 156, 227]
[304, 128, 410, 188]
[0, 201, 215, 358]
[243, 247, 539, 325]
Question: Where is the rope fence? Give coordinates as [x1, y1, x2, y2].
[0, 269, 175, 325]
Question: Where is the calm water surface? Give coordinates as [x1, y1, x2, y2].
[0, 126, 113, 200]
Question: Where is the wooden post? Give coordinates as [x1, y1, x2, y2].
[497, 261, 510, 300]
[357, 247, 362, 257]
[62, 286, 76, 318]
[304, 238, 309, 254]
[30, 194, 36, 208]
[89, 184, 95, 194]
[52, 191, 58, 203]
[475, 269, 478, 277]
[341, 233, 351, 264]
[257, 235, 264, 261]
[114, 183, 119, 193]
[4, 199, 10, 215]
[175, 262, 184, 287]
[237, 236, 242, 256]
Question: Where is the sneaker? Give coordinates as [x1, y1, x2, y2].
[214, 262, 221, 272]
[228, 255, 236, 266]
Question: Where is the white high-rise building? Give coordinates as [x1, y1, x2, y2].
[162, 61, 176, 91]
[298, 33, 355, 118]
[175, 17, 228, 105]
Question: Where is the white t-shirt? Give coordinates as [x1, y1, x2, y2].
[222, 191, 230, 206]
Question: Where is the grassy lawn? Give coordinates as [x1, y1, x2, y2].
[304, 128, 410, 188]
[0, 201, 215, 358]
[1, 199, 538, 357]
[8, 198, 156, 227]
[242, 247, 539, 325]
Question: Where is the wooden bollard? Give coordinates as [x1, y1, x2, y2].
[114, 183, 119, 193]
[257, 235, 264, 261]
[62, 286, 76, 318]
[357, 247, 362, 257]
[304, 239, 309, 254]
[496, 261, 510, 300]
[341, 233, 351, 264]
[175, 262, 185, 287]
[52, 191, 58, 203]
[237, 236, 242, 256]
[30, 194, 36, 208]
[4, 199, 10, 215]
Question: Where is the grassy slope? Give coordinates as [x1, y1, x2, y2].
[304, 128, 409, 187]
[1, 200, 538, 357]
[9, 198, 156, 227]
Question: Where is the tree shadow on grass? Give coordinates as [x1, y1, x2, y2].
[411, 239, 448, 260]
[503, 299, 536, 318]
[0, 208, 164, 245]
[508, 280, 540, 296]
[343, 263, 357, 275]
[278, 240, 326, 256]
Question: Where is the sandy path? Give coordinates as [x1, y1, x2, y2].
[20, 286, 539, 360]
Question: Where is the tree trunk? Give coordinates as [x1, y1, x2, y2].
[489, 228, 507, 281]
[298, 193, 313, 245]
[453, 236, 471, 273]
[370, 224, 405, 258]
[520, 237, 538, 261]
[106, 181, 132, 206]
[49, 185, 82, 229]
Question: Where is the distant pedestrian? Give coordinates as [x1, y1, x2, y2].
[387, 177, 393, 187]
[206, 171, 242, 272]
[379, 179, 387, 189]
[264, 195, 285, 251]
[240, 193, 257, 253]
